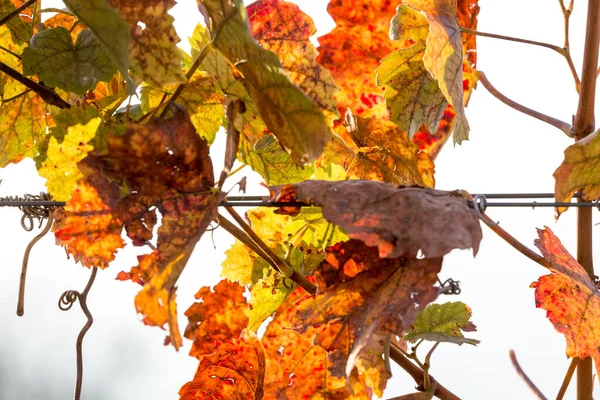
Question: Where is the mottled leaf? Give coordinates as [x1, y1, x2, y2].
[269, 180, 481, 258]
[184, 280, 248, 358]
[55, 105, 221, 348]
[405, 301, 480, 345]
[37, 107, 101, 201]
[63, 0, 134, 93]
[179, 329, 266, 400]
[247, 0, 339, 122]
[0, 0, 30, 44]
[23, 27, 116, 95]
[554, 130, 600, 216]
[531, 228, 600, 377]
[197, 0, 330, 164]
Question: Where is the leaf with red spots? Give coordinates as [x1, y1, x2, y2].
[179, 329, 266, 400]
[322, 110, 435, 188]
[55, 105, 222, 348]
[269, 180, 482, 259]
[531, 228, 600, 377]
[317, 0, 406, 119]
[247, 0, 339, 123]
[184, 280, 249, 358]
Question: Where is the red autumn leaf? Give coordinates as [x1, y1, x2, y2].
[179, 329, 266, 400]
[56, 105, 222, 349]
[531, 228, 600, 376]
[184, 280, 249, 358]
[290, 240, 442, 378]
[269, 180, 482, 259]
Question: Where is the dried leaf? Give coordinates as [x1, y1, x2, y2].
[531, 228, 600, 377]
[179, 329, 266, 400]
[269, 180, 482, 258]
[184, 280, 249, 358]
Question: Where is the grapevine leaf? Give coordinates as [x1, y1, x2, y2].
[317, 0, 407, 118]
[247, 0, 339, 123]
[262, 287, 372, 398]
[179, 329, 266, 400]
[269, 180, 481, 258]
[0, 0, 30, 44]
[554, 130, 600, 216]
[376, 6, 448, 136]
[62, 0, 134, 93]
[106, 0, 185, 87]
[403, 0, 470, 143]
[184, 280, 249, 358]
[37, 107, 101, 201]
[55, 105, 221, 348]
[323, 111, 435, 187]
[240, 135, 316, 185]
[405, 301, 480, 345]
[458, 0, 480, 67]
[197, 0, 330, 165]
[531, 228, 600, 377]
[23, 27, 116, 95]
[43, 12, 85, 40]
[141, 71, 225, 144]
[354, 333, 392, 398]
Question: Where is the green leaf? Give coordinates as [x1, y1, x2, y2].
[0, 0, 30, 44]
[23, 27, 116, 95]
[36, 107, 101, 201]
[240, 135, 315, 185]
[405, 301, 480, 346]
[248, 268, 292, 331]
[198, 0, 330, 165]
[63, 0, 134, 93]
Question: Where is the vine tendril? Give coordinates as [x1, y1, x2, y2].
[58, 267, 98, 400]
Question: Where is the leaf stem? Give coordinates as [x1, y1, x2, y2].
[389, 342, 461, 400]
[509, 350, 548, 400]
[556, 358, 578, 400]
[0, 0, 37, 29]
[217, 211, 317, 296]
[159, 41, 213, 118]
[476, 71, 573, 137]
[0, 61, 70, 108]
[422, 342, 440, 391]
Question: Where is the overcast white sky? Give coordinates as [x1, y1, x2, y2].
[1, 0, 599, 399]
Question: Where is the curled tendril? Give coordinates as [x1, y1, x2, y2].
[471, 194, 499, 227]
[439, 278, 461, 295]
[58, 267, 98, 400]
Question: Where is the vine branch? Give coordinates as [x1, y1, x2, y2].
[509, 350, 548, 400]
[476, 71, 573, 137]
[58, 267, 98, 400]
[558, 0, 581, 91]
[556, 358, 578, 400]
[0, 0, 37, 29]
[0, 62, 70, 109]
[461, 27, 564, 54]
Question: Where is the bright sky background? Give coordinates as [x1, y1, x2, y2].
[1, 0, 599, 399]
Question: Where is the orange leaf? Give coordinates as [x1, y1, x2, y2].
[179, 329, 266, 400]
[269, 181, 482, 259]
[184, 280, 249, 358]
[531, 228, 600, 376]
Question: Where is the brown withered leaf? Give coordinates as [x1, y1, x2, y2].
[179, 329, 266, 400]
[56, 105, 221, 349]
[269, 180, 482, 258]
[184, 280, 249, 358]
